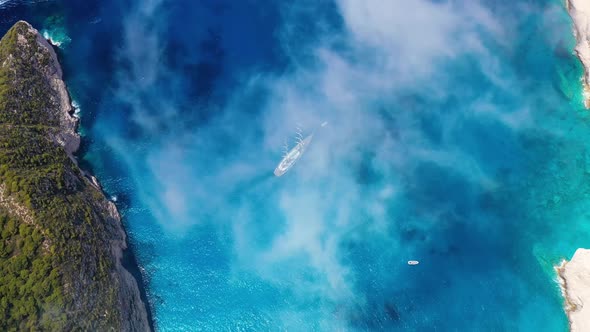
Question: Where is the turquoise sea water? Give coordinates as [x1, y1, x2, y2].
[3, 0, 590, 330]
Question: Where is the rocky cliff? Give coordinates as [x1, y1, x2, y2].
[556, 249, 590, 332]
[567, 0, 590, 108]
[0, 21, 151, 330]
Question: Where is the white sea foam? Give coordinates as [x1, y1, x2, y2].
[0, 0, 17, 7]
[41, 28, 71, 48]
[0, 0, 52, 8]
[71, 99, 81, 118]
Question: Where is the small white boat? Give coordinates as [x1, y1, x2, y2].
[408, 260, 419, 265]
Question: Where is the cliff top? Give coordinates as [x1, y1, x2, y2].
[0, 21, 149, 331]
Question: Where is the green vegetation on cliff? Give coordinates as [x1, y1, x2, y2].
[0, 22, 55, 126]
[0, 21, 126, 331]
[0, 210, 62, 330]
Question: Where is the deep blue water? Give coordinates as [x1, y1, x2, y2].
[3, 0, 590, 330]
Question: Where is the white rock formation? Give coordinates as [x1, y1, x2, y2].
[567, 0, 590, 108]
[556, 248, 590, 331]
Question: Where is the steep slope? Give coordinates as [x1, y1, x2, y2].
[0, 21, 150, 331]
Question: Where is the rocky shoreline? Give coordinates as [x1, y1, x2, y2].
[556, 249, 590, 332]
[33, 22, 153, 330]
[561, 2, 590, 328]
[7, 21, 152, 330]
[566, 0, 590, 108]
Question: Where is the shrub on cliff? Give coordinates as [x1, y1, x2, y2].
[0, 21, 132, 331]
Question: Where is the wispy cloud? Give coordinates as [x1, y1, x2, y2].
[96, 0, 568, 328]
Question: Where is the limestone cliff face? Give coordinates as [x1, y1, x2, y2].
[0, 21, 151, 330]
[567, 0, 590, 108]
[34, 30, 80, 158]
[556, 249, 590, 332]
